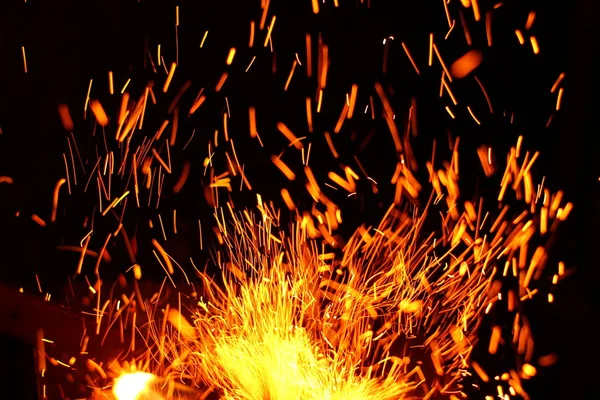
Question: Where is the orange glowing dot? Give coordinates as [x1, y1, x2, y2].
[450, 49, 483, 79]
[133, 264, 142, 280]
[522, 363, 537, 377]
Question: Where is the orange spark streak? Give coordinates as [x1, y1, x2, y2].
[442, 77, 458, 104]
[530, 36, 540, 54]
[152, 239, 175, 275]
[433, 43, 453, 82]
[311, 0, 319, 14]
[200, 31, 208, 47]
[459, 10, 473, 45]
[333, 103, 349, 133]
[58, 104, 74, 131]
[215, 72, 229, 92]
[284, 60, 298, 91]
[31, 214, 46, 227]
[324, 132, 339, 159]
[51, 178, 66, 222]
[21, 46, 29, 73]
[189, 95, 206, 116]
[163, 62, 177, 92]
[259, 0, 270, 29]
[271, 155, 296, 180]
[429, 33, 434, 66]
[525, 11, 536, 30]
[556, 88, 564, 111]
[489, 326, 501, 354]
[276, 122, 303, 149]
[167, 308, 197, 340]
[467, 106, 481, 124]
[515, 29, 525, 45]
[305, 98, 313, 132]
[442, 0, 452, 27]
[249, 21, 255, 47]
[76, 236, 91, 275]
[90, 100, 109, 126]
[306, 34, 313, 77]
[486, 12, 493, 46]
[472, 362, 490, 382]
[551, 72, 566, 93]
[263, 16, 276, 47]
[472, 0, 481, 21]
[347, 84, 358, 118]
[280, 188, 296, 210]
[173, 161, 190, 193]
[108, 71, 114, 95]
[248, 107, 260, 142]
[450, 49, 483, 79]
[36, 329, 46, 373]
[401, 42, 420, 75]
[226, 48, 236, 65]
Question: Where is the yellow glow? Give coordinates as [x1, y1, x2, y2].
[112, 372, 155, 400]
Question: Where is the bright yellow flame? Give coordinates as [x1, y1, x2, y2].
[112, 372, 156, 400]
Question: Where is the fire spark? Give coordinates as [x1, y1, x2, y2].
[0, 1, 571, 399]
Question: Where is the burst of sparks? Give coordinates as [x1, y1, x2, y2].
[0, 1, 571, 400]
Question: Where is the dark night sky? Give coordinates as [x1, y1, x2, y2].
[1, 0, 599, 399]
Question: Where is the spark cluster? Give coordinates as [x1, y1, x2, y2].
[0, 1, 570, 399]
